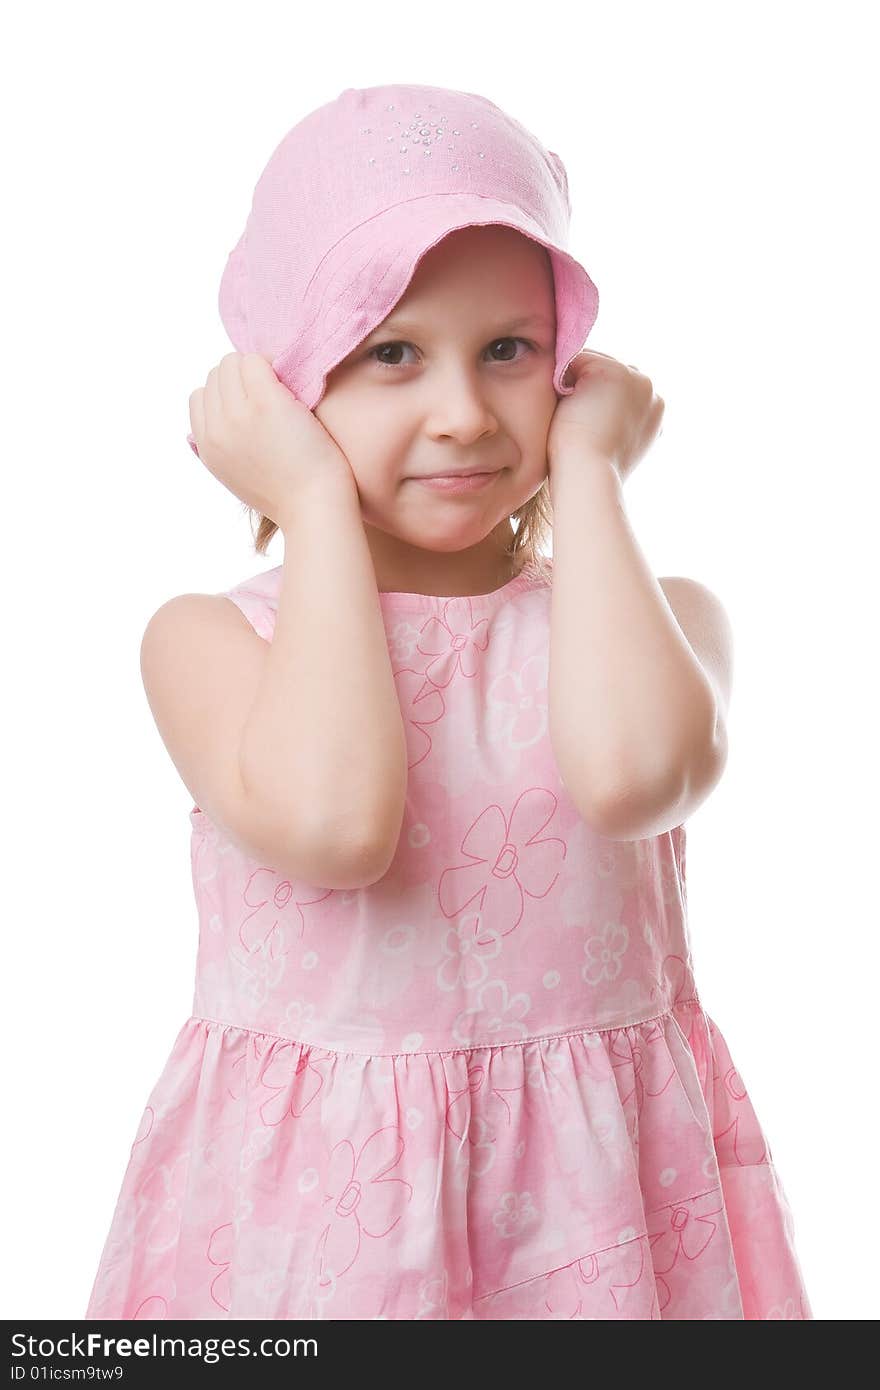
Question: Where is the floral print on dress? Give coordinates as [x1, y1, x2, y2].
[438, 787, 566, 941]
[436, 913, 503, 991]
[316, 1126, 414, 1284]
[417, 595, 490, 688]
[237, 869, 333, 960]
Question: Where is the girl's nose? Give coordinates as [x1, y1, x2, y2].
[423, 367, 498, 441]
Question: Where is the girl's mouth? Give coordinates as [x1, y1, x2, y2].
[413, 471, 499, 493]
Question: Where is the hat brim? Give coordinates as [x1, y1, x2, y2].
[185, 194, 599, 457]
[272, 193, 599, 409]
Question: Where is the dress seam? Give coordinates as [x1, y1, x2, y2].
[471, 1181, 724, 1303]
[186, 997, 704, 1058]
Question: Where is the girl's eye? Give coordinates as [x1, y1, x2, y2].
[367, 337, 535, 370]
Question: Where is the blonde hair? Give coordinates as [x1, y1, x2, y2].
[245, 484, 554, 584]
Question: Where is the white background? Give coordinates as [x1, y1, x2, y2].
[4, 0, 877, 1321]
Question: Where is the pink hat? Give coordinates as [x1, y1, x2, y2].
[186, 83, 599, 457]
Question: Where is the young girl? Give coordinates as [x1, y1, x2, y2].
[85, 83, 812, 1321]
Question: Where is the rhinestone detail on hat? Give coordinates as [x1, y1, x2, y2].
[359, 99, 482, 177]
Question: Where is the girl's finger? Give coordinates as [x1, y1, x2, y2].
[241, 351, 277, 397]
[188, 387, 205, 445]
[205, 365, 222, 434]
[218, 351, 246, 410]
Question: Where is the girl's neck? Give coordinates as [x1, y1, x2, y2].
[367, 523, 522, 598]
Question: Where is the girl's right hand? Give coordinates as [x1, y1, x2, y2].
[188, 353, 357, 523]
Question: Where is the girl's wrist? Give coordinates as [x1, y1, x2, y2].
[548, 444, 623, 504]
[275, 475, 360, 536]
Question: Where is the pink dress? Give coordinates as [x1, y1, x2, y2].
[85, 556, 813, 1320]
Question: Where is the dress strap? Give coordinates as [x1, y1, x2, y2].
[220, 565, 282, 643]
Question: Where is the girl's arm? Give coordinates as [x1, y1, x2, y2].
[239, 482, 409, 882]
[547, 452, 727, 840]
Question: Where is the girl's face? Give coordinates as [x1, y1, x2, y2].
[314, 224, 559, 593]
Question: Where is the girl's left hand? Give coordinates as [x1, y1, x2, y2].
[547, 349, 665, 484]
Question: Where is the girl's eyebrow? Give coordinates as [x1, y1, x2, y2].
[364, 312, 554, 341]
